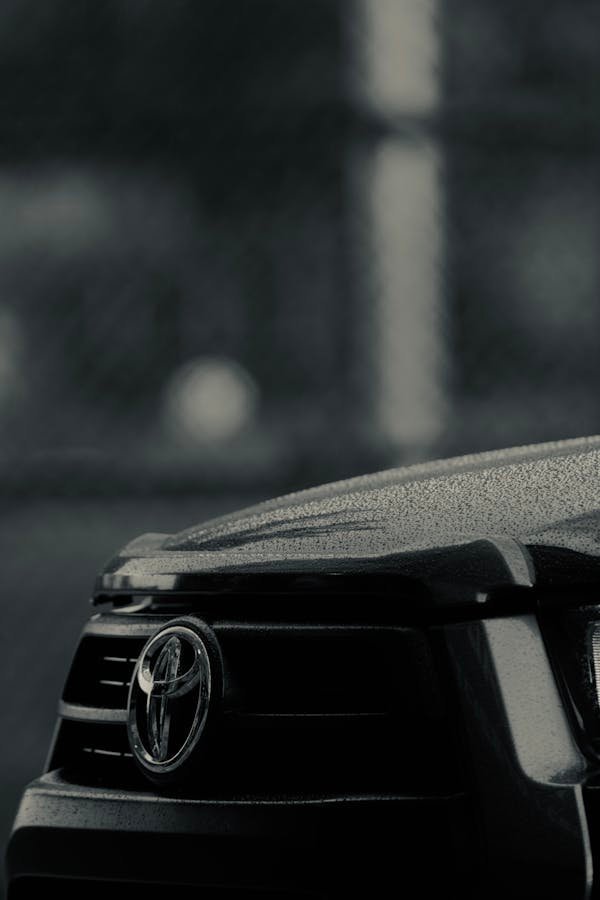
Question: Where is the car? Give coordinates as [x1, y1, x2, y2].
[7, 434, 600, 899]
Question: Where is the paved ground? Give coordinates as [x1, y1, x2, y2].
[0, 492, 259, 896]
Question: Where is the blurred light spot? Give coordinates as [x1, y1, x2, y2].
[163, 357, 258, 445]
[361, 0, 439, 113]
[5, 171, 111, 255]
[22, 175, 105, 236]
[511, 175, 600, 345]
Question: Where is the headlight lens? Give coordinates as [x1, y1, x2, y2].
[541, 605, 600, 759]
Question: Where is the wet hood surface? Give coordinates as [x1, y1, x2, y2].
[98, 435, 600, 595]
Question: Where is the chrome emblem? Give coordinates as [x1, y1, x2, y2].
[127, 618, 215, 780]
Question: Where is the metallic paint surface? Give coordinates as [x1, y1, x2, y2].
[97, 435, 600, 594]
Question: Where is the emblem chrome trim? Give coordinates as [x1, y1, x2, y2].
[127, 618, 215, 779]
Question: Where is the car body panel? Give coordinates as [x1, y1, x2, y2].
[97, 435, 600, 597]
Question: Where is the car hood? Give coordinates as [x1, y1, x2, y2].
[97, 434, 600, 597]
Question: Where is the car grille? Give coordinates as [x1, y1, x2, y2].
[49, 600, 462, 799]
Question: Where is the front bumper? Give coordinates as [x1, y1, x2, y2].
[7, 615, 598, 899]
[7, 773, 472, 898]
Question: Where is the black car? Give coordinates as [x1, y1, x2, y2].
[8, 435, 600, 899]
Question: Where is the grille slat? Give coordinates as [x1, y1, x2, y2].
[62, 635, 146, 710]
[51, 603, 459, 799]
[82, 748, 134, 758]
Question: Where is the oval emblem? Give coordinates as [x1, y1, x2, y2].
[127, 618, 217, 781]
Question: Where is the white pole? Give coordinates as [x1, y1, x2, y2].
[359, 0, 446, 455]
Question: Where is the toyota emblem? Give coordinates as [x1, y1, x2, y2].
[127, 617, 220, 782]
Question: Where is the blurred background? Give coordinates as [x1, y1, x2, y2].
[2, 0, 600, 888]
